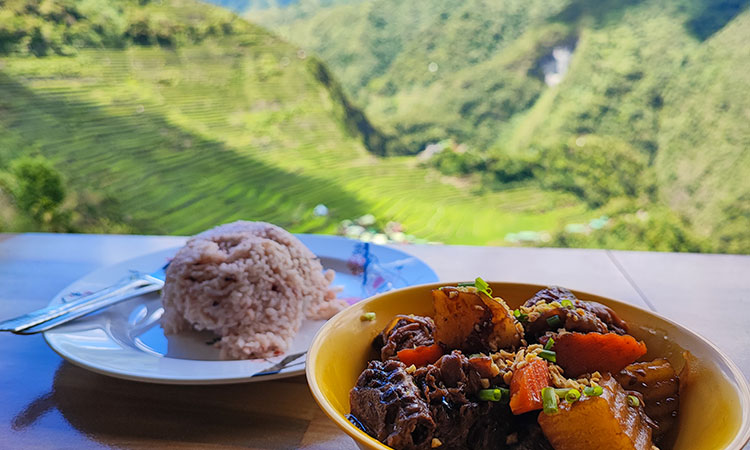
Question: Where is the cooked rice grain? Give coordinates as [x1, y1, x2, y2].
[161, 221, 346, 359]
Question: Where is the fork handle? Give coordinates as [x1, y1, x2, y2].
[0, 276, 157, 333]
[15, 283, 163, 334]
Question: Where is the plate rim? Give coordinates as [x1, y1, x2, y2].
[43, 234, 438, 385]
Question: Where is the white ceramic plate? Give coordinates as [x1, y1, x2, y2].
[43, 234, 438, 384]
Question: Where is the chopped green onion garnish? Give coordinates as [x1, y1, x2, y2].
[546, 315, 563, 329]
[468, 353, 484, 359]
[514, 309, 528, 322]
[565, 389, 581, 403]
[474, 277, 492, 297]
[478, 388, 509, 402]
[544, 338, 555, 350]
[539, 349, 556, 363]
[552, 388, 580, 403]
[583, 385, 604, 397]
[561, 299, 574, 308]
[457, 277, 493, 297]
[627, 395, 640, 407]
[542, 387, 558, 415]
[360, 312, 376, 321]
[478, 389, 502, 401]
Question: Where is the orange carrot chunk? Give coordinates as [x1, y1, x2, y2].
[396, 344, 443, 367]
[510, 358, 550, 415]
[555, 332, 647, 377]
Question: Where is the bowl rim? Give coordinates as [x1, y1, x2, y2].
[306, 281, 750, 450]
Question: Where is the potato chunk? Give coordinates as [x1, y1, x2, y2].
[432, 287, 522, 353]
[537, 375, 654, 450]
[615, 358, 679, 440]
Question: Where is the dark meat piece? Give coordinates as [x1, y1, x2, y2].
[414, 351, 489, 449]
[615, 358, 680, 442]
[414, 351, 484, 403]
[523, 286, 577, 306]
[417, 352, 481, 401]
[349, 359, 435, 450]
[374, 315, 436, 361]
[468, 407, 554, 450]
[350, 351, 555, 450]
[507, 412, 556, 450]
[580, 300, 627, 334]
[414, 351, 552, 449]
[466, 402, 511, 450]
[525, 306, 609, 341]
[467, 354, 499, 379]
[523, 287, 628, 340]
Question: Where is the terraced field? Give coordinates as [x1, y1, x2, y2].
[0, 40, 590, 243]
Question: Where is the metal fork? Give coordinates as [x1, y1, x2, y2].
[0, 263, 168, 334]
[252, 351, 307, 377]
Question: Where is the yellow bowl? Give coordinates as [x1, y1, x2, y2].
[306, 282, 750, 450]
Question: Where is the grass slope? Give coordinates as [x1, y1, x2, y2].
[248, 0, 750, 252]
[656, 9, 750, 243]
[251, 0, 563, 151]
[0, 0, 590, 242]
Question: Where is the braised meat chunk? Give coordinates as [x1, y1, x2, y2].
[413, 351, 487, 448]
[412, 351, 552, 450]
[349, 360, 435, 450]
[414, 351, 484, 403]
[375, 315, 436, 361]
[504, 413, 556, 450]
[523, 287, 628, 340]
[523, 286, 577, 306]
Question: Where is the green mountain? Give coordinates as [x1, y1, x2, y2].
[656, 9, 750, 253]
[0, 0, 590, 243]
[247, 0, 750, 252]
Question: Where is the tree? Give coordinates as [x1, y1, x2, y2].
[536, 135, 650, 208]
[9, 156, 66, 225]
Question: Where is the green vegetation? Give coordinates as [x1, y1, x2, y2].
[1, 0, 747, 253]
[536, 135, 651, 209]
[0, 0, 591, 245]
[0, 153, 136, 232]
[253, 0, 565, 152]
[549, 200, 708, 253]
[426, 143, 538, 189]
[0, 0, 253, 56]
[305, 56, 403, 156]
[248, 0, 750, 253]
[655, 7, 750, 247]
[7, 156, 66, 226]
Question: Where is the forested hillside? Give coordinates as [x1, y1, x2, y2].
[246, 0, 750, 252]
[656, 9, 750, 253]
[0, 0, 590, 244]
